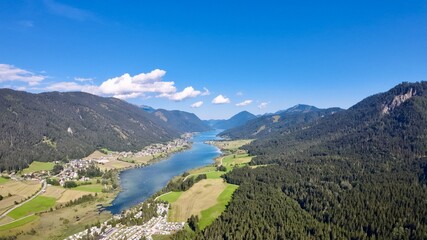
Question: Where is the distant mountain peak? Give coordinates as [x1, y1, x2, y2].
[275, 104, 319, 114]
[204, 111, 256, 130]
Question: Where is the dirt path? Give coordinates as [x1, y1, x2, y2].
[0, 180, 46, 220]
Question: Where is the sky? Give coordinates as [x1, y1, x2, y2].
[1, 1, 427, 119]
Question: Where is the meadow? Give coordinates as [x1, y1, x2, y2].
[169, 179, 227, 222]
[8, 196, 56, 219]
[21, 161, 54, 174]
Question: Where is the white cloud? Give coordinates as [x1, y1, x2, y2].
[74, 77, 93, 82]
[236, 91, 243, 96]
[191, 101, 204, 108]
[258, 102, 268, 109]
[42, 69, 203, 102]
[159, 86, 201, 101]
[236, 100, 253, 107]
[113, 92, 143, 100]
[0, 64, 46, 86]
[44, 81, 100, 94]
[201, 87, 210, 96]
[99, 69, 176, 95]
[212, 94, 230, 104]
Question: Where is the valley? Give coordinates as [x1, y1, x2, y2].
[0, 82, 426, 239]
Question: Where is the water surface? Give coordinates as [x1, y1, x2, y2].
[107, 130, 221, 214]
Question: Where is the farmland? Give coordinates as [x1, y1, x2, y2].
[8, 196, 56, 219]
[169, 179, 228, 222]
[0, 180, 41, 215]
[158, 191, 183, 203]
[158, 139, 255, 235]
[21, 161, 54, 174]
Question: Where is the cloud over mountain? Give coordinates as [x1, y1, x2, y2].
[236, 100, 252, 107]
[0, 64, 46, 86]
[212, 94, 231, 104]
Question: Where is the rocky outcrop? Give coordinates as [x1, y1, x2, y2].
[381, 88, 416, 115]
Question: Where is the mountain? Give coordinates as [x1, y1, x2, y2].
[275, 104, 320, 114]
[0, 89, 179, 171]
[150, 109, 211, 133]
[205, 111, 257, 130]
[140, 105, 156, 113]
[220, 105, 342, 139]
[195, 82, 427, 239]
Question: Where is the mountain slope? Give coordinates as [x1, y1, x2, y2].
[194, 82, 427, 239]
[0, 89, 179, 171]
[151, 109, 211, 133]
[220, 105, 342, 139]
[205, 111, 256, 130]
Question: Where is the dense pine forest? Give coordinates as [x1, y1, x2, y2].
[0, 89, 179, 171]
[173, 82, 427, 239]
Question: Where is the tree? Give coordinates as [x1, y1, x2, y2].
[188, 215, 199, 232]
[52, 164, 63, 175]
[64, 181, 77, 188]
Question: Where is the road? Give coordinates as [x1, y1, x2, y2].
[0, 180, 46, 220]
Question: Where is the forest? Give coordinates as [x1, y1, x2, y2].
[173, 82, 427, 239]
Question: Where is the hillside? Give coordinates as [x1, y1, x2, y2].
[0, 89, 179, 171]
[205, 111, 256, 130]
[220, 105, 342, 139]
[185, 82, 427, 239]
[151, 109, 211, 133]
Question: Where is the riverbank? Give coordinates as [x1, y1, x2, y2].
[154, 139, 254, 237]
[0, 135, 195, 240]
[60, 130, 221, 239]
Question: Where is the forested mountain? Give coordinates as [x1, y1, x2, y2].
[0, 89, 179, 171]
[220, 104, 342, 139]
[204, 111, 256, 130]
[150, 109, 211, 133]
[176, 82, 427, 239]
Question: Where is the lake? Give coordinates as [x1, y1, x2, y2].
[106, 130, 221, 214]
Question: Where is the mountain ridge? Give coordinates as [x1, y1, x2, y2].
[204, 111, 256, 130]
[0, 89, 179, 171]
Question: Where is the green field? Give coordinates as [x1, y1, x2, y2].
[8, 196, 56, 219]
[22, 161, 54, 174]
[158, 191, 183, 203]
[199, 184, 238, 230]
[222, 154, 252, 168]
[0, 177, 10, 184]
[205, 171, 225, 179]
[74, 184, 103, 193]
[152, 234, 172, 240]
[0, 215, 39, 231]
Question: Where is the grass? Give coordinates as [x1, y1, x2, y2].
[212, 139, 254, 152]
[152, 234, 172, 240]
[205, 171, 225, 179]
[73, 184, 103, 193]
[22, 161, 54, 174]
[0, 177, 10, 184]
[188, 166, 216, 175]
[0, 215, 39, 231]
[8, 196, 56, 219]
[158, 191, 183, 203]
[222, 154, 252, 168]
[0, 180, 41, 214]
[199, 184, 238, 230]
[169, 179, 227, 222]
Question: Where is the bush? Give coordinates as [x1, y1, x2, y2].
[64, 181, 77, 188]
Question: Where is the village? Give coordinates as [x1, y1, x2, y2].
[11, 137, 191, 187]
[65, 203, 185, 240]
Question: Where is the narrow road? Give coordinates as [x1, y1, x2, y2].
[0, 180, 46, 219]
[154, 191, 171, 201]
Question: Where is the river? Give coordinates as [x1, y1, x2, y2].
[106, 130, 222, 214]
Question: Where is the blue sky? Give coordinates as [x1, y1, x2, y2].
[1, 1, 426, 119]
